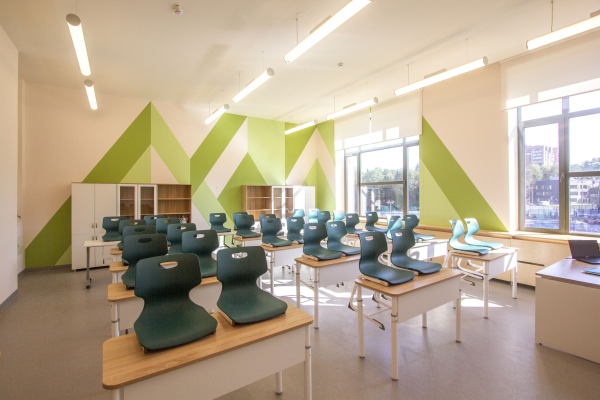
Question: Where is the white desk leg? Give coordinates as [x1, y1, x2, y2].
[452, 255, 457, 309]
[111, 302, 120, 338]
[387, 243, 392, 266]
[270, 252, 275, 295]
[296, 262, 301, 307]
[112, 272, 117, 284]
[512, 265, 518, 299]
[304, 325, 312, 400]
[276, 371, 283, 395]
[483, 261, 490, 319]
[111, 388, 122, 400]
[456, 288, 462, 343]
[391, 297, 398, 381]
[357, 285, 365, 358]
[314, 269, 320, 329]
[85, 246, 91, 289]
[422, 313, 427, 328]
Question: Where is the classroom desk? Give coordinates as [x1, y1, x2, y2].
[261, 243, 304, 294]
[233, 235, 262, 247]
[103, 303, 313, 400]
[354, 268, 463, 381]
[108, 277, 222, 337]
[84, 240, 120, 289]
[445, 247, 518, 318]
[110, 247, 122, 262]
[109, 261, 128, 284]
[217, 231, 236, 247]
[295, 254, 361, 329]
[535, 258, 600, 363]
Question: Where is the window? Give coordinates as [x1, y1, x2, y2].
[345, 137, 419, 218]
[519, 89, 600, 235]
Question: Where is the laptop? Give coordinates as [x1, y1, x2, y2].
[568, 240, 600, 264]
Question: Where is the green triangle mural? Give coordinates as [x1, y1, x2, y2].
[302, 159, 335, 211]
[248, 117, 285, 185]
[121, 146, 151, 183]
[420, 117, 506, 231]
[285, 122, 316, 180]
[150, 104, 190, 184]
[420, 162, 460, 226]
[193, 181, 227, 228]
[316, 120, 335, 161]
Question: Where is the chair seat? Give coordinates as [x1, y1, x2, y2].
[198, 257, 217, 278]
[236, 230, 261, 238]
[346, 227, 363, 234]
[263, 237, 294, 247]
[103, 232, 122, 242]
[308, 218, 318, 223]
[304, 247, 342, 261]
[465, 238, 503, 250]
[414, 233, 435, 241]
[366, 226, 387, 233]
[287, 233, 304, 244]
[168, 244, 183, 254]
[450, 243, 490, 255]
[134, 302, 217, 351]
[218, 287, 287, 324]
[361, 260, 415, 285]
[118, 242, 124, 250]
[391, 255, 442, 274]
[328, 242, 361, 256]
[212, 227, 231, 233]
[121, 267, 136, 288]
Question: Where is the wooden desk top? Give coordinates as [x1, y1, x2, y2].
[295, 254, 361, 268]
[536, 258, 600, 289]
[110, 248, 122, 256]
[355, 267, 463, 297]
[108, 277, 220, 302]
[260, 243, 304, 252]
[451, 247, 518, 261]
[217, 231, 236, 236]
[84, 240, 120, 248]
[233, 235, 262, 241]
[102, 303, 313, 389]
[109, 261, 127, 273]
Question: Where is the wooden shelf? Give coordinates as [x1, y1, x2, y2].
[156, 184, 192, 223]
[158, 198, 191, 200]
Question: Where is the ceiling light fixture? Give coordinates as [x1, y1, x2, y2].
[84, 79, 97, 110]
[66, 14, 91, 76]
[284, 0, 373, 64]
[285, 120, 318, 134]
[394, 57, 488, 97]
[326, 97, 378, 120]
[232, 68, 274, 103]
[526, 13, 600, 50]
[205, 104, 229, 124]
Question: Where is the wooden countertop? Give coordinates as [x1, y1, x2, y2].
[295, 254, 360, 268]
[108, 277, 220, 302]
[109, 261, 127, 273]
[451, 247, 518, 261]
[102, 303, 313, 389]
[233, 234, 263, 241]
[355, 267, 463, 297]
[110, 248, 122, 256]
[536, 258, 600, 289]
[260, 243, 304, 252]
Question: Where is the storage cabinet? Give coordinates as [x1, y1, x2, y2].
[157, 184, 192, 221]
[242, 185, 314, 221]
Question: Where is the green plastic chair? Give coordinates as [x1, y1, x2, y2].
[365, 212, 387, 233]
[390, 228, 442, 274]
[464, 218, 503, 249]
[317, 211, 332, 224]
[333, 210, 345, 221]
[449, 220, 490, 255]
[118, 219, 146, 236]
[181, 230, 218, 277]
[209, 213, 231, 233]
[259, 214, 284, 236]
[261, 218, 293, 247]
[359, 232, 415, 285]
[235, 214, 261, 238]
[119, 225, 157, 250]
[143, 215, 164, 226]
[386, 216, 403, 240]
[167, 223, 197, 254]
[308, 209, 320, 223]
[216, 247, 288, 324]
[303, 223, 342, 260]
[292, 209, 305, 220]
[345, 213, 362, 234]
[404, 215, 435, 241]
[326, 221, 361, 255]
[134, 253, 218, 352]
[102, 216, 127, 242]
[121, 233, 169, 289]
[156, 217, 178, 246]
[286, 217, 304, 243]
[232, 212, 248, 230]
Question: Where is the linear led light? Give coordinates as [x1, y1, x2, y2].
[285, 120, 318, 134]
[326, 97, 378, 120]
[66, 14, 91, 76]
[205, 104, 230, 124]
[526, 14, 600, 50]
[84, 80, 97, 110]
[394, 57, 488, 97]
[232, 69, 274, 103]
[284, 0, 373, 63]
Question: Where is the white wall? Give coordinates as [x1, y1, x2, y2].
[0, 23, 18, 304]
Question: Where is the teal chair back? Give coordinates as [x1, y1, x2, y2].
[303, 223, 342, 260]
[181, 230, 218, 277]
[333, 210, 345, 221]
[359, 231, 415, 285]
[118, 219, 146, 235]
[405, 214, 435, 241]
[317, 211, 331, 224]
[167, 223, 197, 254]
[143, 215, 164, 226]
[102, 216, 127, 241]
[390, 228, 442, 274]
[216, 247, 288, 324]
[293, 209, 305, 218]
[121, 233, 169, 288]
[156, 217, 178, 235]
[365, 212, 387, 233]
[119, 225, 157, 249]
[233, 212, 248, 230]
[345, 213, 362, 234]
[308, 209, 320, 223]
[450, 220, 489, 255]
[386, 216, 403, 240]
[261, 218, 292, 247]
[463, 218, 503, 250]
[259, 213, 277, 225]
[209, 213, 230, 232]
[235, 214, 261, 238]
[286, 217, 304, 243]
[134, 253, 217, 351]
[326, 221, 360, 255]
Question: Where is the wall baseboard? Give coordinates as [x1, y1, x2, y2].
[0, 289, 18, 313]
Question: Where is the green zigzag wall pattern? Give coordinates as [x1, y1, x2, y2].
[420, 117, 507, 231]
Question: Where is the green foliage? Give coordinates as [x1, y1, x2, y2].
[359, 166, 420, 212]
[571, 157, 600, 172]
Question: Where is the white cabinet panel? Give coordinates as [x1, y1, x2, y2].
[94, 184, 117, 236]
[71, 233, 94, 270]
[71, 184, 95, 235]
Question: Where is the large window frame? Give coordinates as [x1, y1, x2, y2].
[518, 94, 600, 235]
[344, 137, 419, 217]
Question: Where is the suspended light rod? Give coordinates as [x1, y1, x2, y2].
[205, 104, 230, 124]
[326, 97, 378, 120]
[66, 14, 91, 76]
[232, 68, 274, 103]
[84, 80, 97, 110]
[285, 120, 318, 134]
[526, 13, 600, 50]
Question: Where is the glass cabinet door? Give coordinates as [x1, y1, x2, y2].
[138, 185, 157, 220]
[117, 184, 137, 220]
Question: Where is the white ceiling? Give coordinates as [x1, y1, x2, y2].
[0, 0, 598, 122]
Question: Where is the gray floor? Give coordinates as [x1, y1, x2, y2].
[1, 265, 599, 400]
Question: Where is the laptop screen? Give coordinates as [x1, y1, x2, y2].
[568, 240, 600, 259]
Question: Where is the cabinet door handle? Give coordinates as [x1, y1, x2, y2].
[92, 222, 94, 228]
